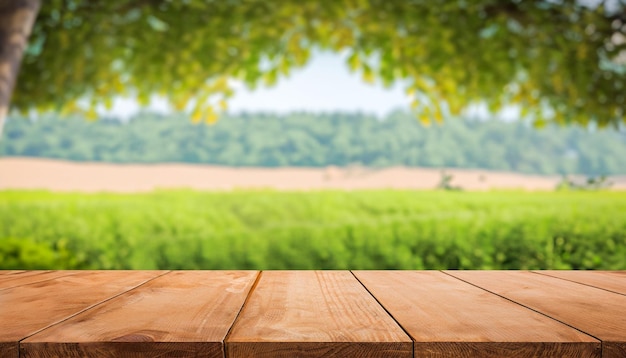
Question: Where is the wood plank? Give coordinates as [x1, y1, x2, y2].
[21, 271, 259, 358]
[354, 271, 600, 358]
[226, 271, 412, 358]
[447, 271, 626, 358]
[534, 271, 626, 296]
[0, 270, 162, 358]
[0, 270, 78, 290]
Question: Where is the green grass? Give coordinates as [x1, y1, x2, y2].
[1, 190, 625, 270]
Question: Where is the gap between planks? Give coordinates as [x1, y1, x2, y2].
[532, 270, 626, 297]
[349, 270, 415, 358]
[441, 270, 604, 343]
[223, 271, 264, 358]
[444, 271, 626, 358]
[17, 271, 171, 343]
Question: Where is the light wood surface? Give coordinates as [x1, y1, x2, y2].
[0, 270, 162, 357]
[0, 270, 77, 290]
[21, 271, 258, 358]
[226, 271, 412, 358]
[535, 270, 626, 295]
[354, 271, 600, 358]
[2, 270, 625, 358]
[447, 270, 626, 358]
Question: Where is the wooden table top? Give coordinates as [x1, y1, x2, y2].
[1, 270, 624, 358]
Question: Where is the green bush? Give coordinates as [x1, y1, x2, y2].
[0, 190, 624, 270]
[0, 237, 83, 269]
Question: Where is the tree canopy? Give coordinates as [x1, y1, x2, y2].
[7, 0, 626, 127]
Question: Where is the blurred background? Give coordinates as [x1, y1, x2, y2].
[0, 0, 625, 270]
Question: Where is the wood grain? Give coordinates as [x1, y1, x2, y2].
[604, 343, 626, 358]
[0, 270, 24, 275]
[354, 271, 600, 358]
[534, 270, 626, 296]
[19, 342, 219, 358]
[22, 271, 259, 358]
[0, 343, 17, 358]
[226, 271, 412, 358]
[0, 270, 162, 356]
[0, 270, 44, 283]
[0, 270, 77, 290]
[411, 342, 600, 358]
[447, 270, 626, 358]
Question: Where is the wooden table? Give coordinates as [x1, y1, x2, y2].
[1, 270, 625, 357]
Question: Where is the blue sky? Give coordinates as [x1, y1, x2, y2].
[227, 52, 410, 116]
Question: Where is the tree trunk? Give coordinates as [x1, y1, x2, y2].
[0, 0, 40, 138]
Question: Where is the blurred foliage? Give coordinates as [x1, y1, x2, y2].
[0, 237, 78, 269]
[556, 174, 614, 190]
[1, 190, 624, 270]
[437, 171, 463, 191]
[4, 111, 626, 175]
[12, 0, 626, 126]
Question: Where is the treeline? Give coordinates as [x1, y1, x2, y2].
[2, 111, 626, 175]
